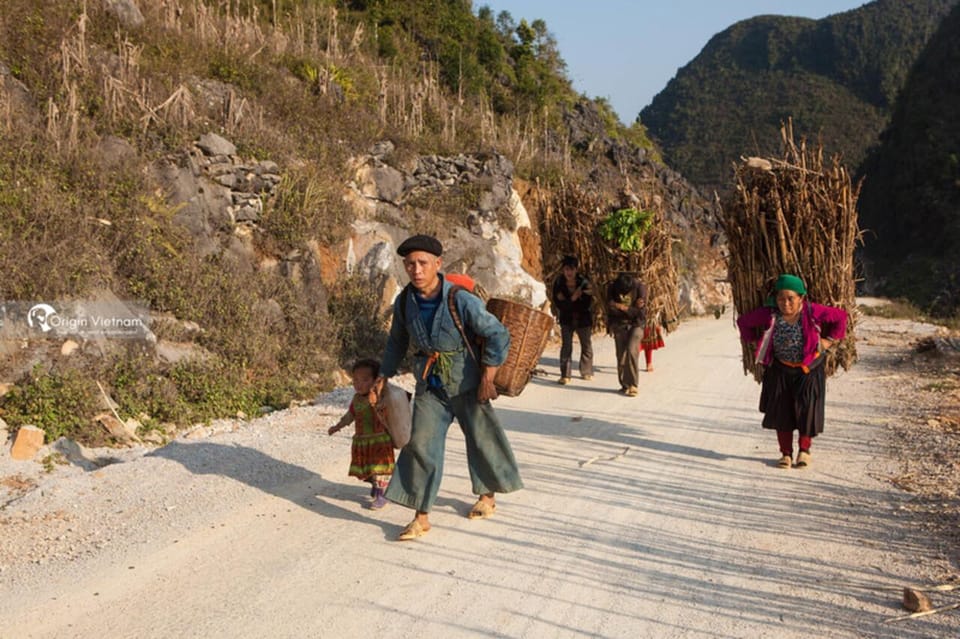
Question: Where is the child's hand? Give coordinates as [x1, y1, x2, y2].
[327, 424, 341, 436]
[370, 376, 386, 406]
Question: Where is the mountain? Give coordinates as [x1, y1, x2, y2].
[856, 3, 960, 314]
[640, 0, 958, 196]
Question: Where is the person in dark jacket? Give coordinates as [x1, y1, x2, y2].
[552, 255, 594, 385]
[606, 272, 647, 397]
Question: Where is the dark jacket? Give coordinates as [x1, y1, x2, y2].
[606, 278, 647, 330]
[552, 274, 594, 328]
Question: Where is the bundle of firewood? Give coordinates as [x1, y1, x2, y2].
[719, 120, 860, 380]
[635, 209, 681, 333]
[536, 178, 680, 333]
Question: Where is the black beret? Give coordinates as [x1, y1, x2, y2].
[397, 234, 443, 257]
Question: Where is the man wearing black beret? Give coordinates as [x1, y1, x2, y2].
[396, 233, 443, 258]
[378, 233, 523, 541]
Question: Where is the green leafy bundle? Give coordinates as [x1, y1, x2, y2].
[598, 208, 655, 252]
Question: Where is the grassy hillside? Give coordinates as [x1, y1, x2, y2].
[640, 0, 958, 195]
[0, 0, 664, 442]
[857, 3, 960, 315]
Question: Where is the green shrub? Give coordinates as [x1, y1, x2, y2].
[168, 359, 260, 421]
[0, 364, 102, 444]
[208, 51, 263, 93]
[107, 353, 260, 426]
[107, 352, 184, 424]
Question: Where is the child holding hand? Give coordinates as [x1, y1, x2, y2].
[328, 358, 395, 509]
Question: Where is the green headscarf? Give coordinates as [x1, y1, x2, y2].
[775, 273, 806, 295]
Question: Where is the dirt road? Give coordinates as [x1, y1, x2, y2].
[1, 314, 957, 638]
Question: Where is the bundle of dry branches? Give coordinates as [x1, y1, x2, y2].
[719, 120, 861, 380]
[535, 178, 680, 334]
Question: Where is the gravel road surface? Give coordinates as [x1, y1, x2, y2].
[1, 313, 957, 638]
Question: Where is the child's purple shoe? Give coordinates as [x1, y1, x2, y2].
[369, 488, 388, 510]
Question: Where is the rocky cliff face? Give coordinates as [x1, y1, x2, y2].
[149, 115, 728, 325]
[343, 142, 548, 309]
[0, 120, 728, 400]
[150, 134, 548, 312]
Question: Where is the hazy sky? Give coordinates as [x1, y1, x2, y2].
[476, 1, 870, 123]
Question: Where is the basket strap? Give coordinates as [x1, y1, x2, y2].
[447, 285, 478, 363]
[403, 283, 478, 363]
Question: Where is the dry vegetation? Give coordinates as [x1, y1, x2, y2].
[719, 120, 861, 380]
[880, 329, 960, 557]
[0, 0, 597, 441]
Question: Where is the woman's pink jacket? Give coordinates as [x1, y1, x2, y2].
[737, 301, 848, 370]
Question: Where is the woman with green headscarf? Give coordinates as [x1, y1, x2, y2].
[736, 274, 848, 469]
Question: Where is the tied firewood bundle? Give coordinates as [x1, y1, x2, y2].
[719, 120, 860, 381]
[536, 177, 680, 334]
[633, 208, 681, 334]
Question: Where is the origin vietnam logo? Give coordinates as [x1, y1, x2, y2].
[26, 303, 58, 332]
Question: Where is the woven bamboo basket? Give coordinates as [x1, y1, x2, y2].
[486, 298, 554, 397]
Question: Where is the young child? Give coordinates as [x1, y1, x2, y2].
[328, 358, 395, 509]
[640, 314, 665, 372]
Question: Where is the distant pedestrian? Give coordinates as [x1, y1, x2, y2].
[640, 313, 665, 372]
[328, 358, 395, 509]
[606, 271, 647, 397]
[551, 255, 594, 384]
[736, 274, 848, 469]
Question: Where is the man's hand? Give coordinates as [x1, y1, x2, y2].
[327, 424, 342, 436]
[478, 366, 500, 403]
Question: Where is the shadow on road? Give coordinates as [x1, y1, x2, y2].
[147, 441, 395, 535]
[447, 400, 944, 638]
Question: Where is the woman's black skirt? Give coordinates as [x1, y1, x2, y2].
[759, 357, 826, 436]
